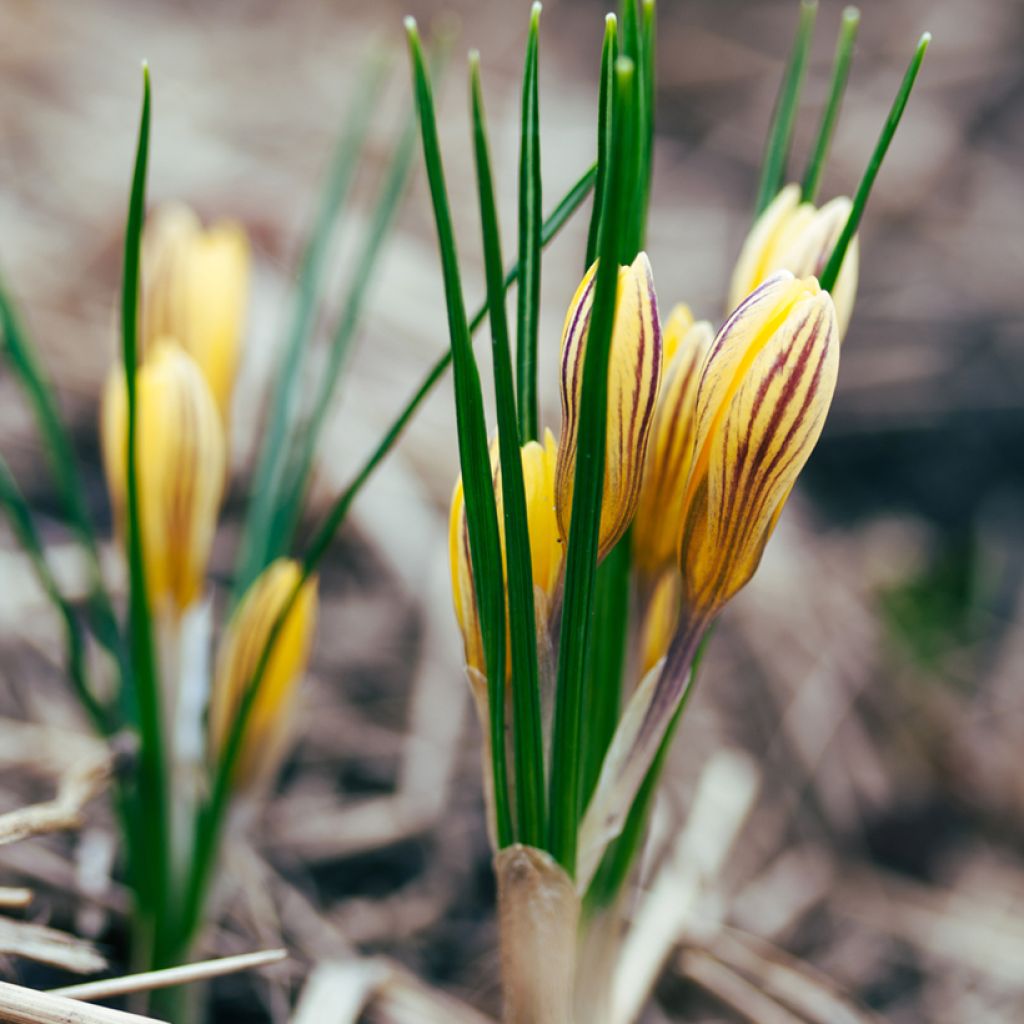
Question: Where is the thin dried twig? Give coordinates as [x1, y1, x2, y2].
[49, 948, 288, 1001]
[678, 949, 806, 1024]
[707, 928, 878, 1024]
[0, 917, 107, 974]
[0, 980, 162, 1024]
[0, 752, 110, 847]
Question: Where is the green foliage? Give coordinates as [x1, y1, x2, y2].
[471, 53, 546, 846]
[821, 32, 930, 292]
[516, 4, 543, 444]
[754, 0, 817, 217]
[802, 7, 860, 203]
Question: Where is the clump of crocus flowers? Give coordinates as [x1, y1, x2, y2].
[427, 0, 928, 1018]
[450, 244, 846, 880]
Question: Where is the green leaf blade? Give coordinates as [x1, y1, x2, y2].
[585, 16, 619, 269]
[549, 57, 635, 875]
[754, 0, 818, 217]
[516, 4, 543, 445]
[120, 64, 170, 944]
[471, 52, 546, 848]
[406, 19, 513, 847]
[802, 6, 860, 203]
[820, 31, 930, 292]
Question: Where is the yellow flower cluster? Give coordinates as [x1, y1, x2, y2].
[450, 186, 854, 678]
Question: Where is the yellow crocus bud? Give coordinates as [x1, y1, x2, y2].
[555, 253, 662, 561]
[101, 343, 226, 615]
[141, 204, 250, 420]
[679, 272, 840, 619]
[632, 305, 714, 581]
[449, 431, 564, 674]
[729, 183, 858, 340]
[209, 559, 318, 794]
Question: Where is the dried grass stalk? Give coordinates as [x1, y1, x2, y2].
[0, 752, 110, 847]
[0, 917, 107, 974]
[49, 948, 287, 1001]
[0, 980, 162, 1024]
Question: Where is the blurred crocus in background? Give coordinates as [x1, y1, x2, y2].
[141, 204, 250, 422]
[729, 183, 858, 339]
[209, 558, 319, 796]
[100, 341, 226, 619]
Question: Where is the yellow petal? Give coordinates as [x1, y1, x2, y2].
[209, 559, 318, 794]
[661, 303, 694, 364]
[141, 204, 250, 420]
[450, 430, 563, 675]
[449, 477, 485, 675]
[638, 570, 682, 676]
[729, 183, 858, 340]
[555, 252, 662, 560]
[632, 311, 714, 580]
[504, 428, 564, 601]
[101, 343, 226, 614]
[680, 273, 840, 615]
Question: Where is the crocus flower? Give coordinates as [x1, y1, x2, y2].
[679, 271, 840, 621]
[632, 304, 714, 583]
[450, 430, 563, 674]
[208, 559, 318, 794]
[729, 183, 858, 339]
[554, 253, 662, 561]
[101, 343, 226, 615]
[141, 204, 250, 421]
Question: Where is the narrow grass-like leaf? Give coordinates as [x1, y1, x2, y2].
[580, 534, 630, 808]
[0, 279, 125, 680]
[516, 4, 543, 444]
[120, 64, 169, 938]
[618, 0, 645, 258]
[638, 0, 656, 244]
[0, 455, 109, 735]
[471, 53, 546, 847]
[754, 0, 818, 217]
[406, 19, 513, 846]
[585, 16, 618, 268]
[585, 630, 710, 910]
[269, 102, 422, 553]
[234, 54, 390, 602]
[820, 32, 930, 292]
[177, 167, 597, 954]
[549, 58, 634, 875]
[802, 7, 860, 203]
[619, 0, 640, 63]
